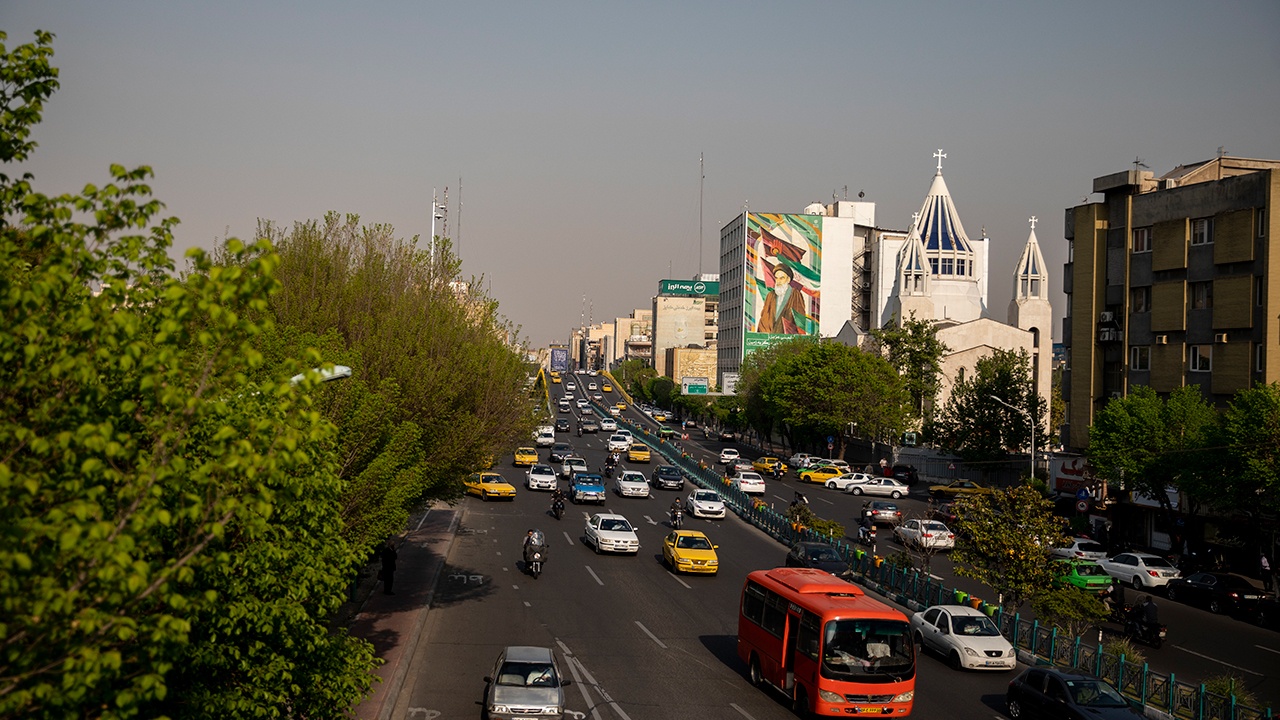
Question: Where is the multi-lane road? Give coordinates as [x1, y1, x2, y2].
[394, 374, 1280, 718]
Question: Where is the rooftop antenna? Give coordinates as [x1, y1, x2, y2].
[843, 185, 849, 200]
[1132, 156, 1148, 170]
[1217, 145, 1228, 158]
[698, 153, 704, 277]
[456, 176, 463, 260]
[430, 188, 445, 264]
[858, 190, 865, 199]
[441, 186, 449, 240]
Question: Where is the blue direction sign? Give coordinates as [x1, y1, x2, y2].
[827, 435, 835, 444]
[1075, 488, 1090, 501]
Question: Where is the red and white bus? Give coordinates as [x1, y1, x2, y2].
[738, 567, 916, 716]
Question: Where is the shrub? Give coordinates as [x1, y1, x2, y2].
[1102, 637, 1146, 666]
[1202, 674, 1257, 711]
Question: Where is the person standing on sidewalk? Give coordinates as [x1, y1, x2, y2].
[380, 540, 398, 595]
[1261, 551, 1273, 594]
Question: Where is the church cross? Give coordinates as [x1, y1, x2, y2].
[912, 211, 920, 227]
[933, 149, 947, 171]
[1028, 216, 1038, 230]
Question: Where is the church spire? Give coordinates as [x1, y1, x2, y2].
[916, 148, 974, 260]
[898, 213, 931, 296]
[1013, 216, 1048, 300]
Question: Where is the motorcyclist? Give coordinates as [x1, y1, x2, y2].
[550, 489, 566, 518]
[1129, 594, 1159, 636]
[670, 499, 683, 528]
[523, 529, 548, 564]
[1100, 583, 1125, 618]
[857, 516, 875, 545]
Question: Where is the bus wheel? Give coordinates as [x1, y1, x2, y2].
[792, 685, 810, 717]
[748, 655, 762, 686]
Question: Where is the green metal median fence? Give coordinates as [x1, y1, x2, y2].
[609, 414, 1273, 720]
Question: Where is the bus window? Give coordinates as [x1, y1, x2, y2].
[822, 619, 914, 680]
[797, 611, 821, 661]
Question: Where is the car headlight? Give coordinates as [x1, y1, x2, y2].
[819, 689, 845, 703]
[963, 647, 980, 656]
[490, 704, 509, 713]
[707, 560, 718, 565]
[892, 691, 914, 702]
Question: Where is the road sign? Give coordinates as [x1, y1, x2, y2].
[948, 462, 956, 470]
[1076, 500, 1090, 512]
[827, 442, 834, 452]
[827, 435, 835, 444]
[1075, 488, 1090, 501]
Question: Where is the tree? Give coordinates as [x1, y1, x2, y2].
[870, 313, 949, 425]
[0, 32, 374, 717]
[933, 348, 1045, 464]
[950, 486, 1069, 611]
[1029, 585, 1108, 640]
[1215, 383, 1280, 516]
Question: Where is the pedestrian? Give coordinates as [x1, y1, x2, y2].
[1261, 552, 1273, 594]
[380, 539, 398, 595]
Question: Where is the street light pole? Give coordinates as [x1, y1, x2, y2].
[990, 394, 1035, 481]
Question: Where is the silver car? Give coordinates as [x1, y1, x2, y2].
[484, 645, 571, 719]
[685, 489, 727, 519]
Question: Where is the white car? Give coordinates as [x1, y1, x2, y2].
[609, 406, 621, 417]
[598, 418, 617, 432]
[560, 456, 589, 479]
[686, 489, 727, 519]
[910, 605, 1016, 671]
[614, 471, 650, 498]
[584, 513, 640, 554]
[1049, 537, 1108, 562]
[815, 459, 852, 473]
[565, 382, 576, 391]
[526, 464, 558, 491]
[1096, 552, 1180, 589]
[606, 434, 630, 453]
[845, 477, 909, 499]
[733, 471, 767, 494]
[587, 382, 598, 391]
[895, 519, 956, 550]
[824, 472, 878, 491]
[535, 430, 556, 448]
[719, 448, 740, 465]
[789, 452, 815, 468]
[592, 393, 603, 401]
[575, 398, 589, 409]
[615, 429, 633, 442]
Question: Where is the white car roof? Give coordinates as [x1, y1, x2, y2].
[738, 472, 764, 480]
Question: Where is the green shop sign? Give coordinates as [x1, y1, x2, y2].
[659, 279, 719, 296]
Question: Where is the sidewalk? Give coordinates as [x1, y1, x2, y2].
[343, 503, 462, 720]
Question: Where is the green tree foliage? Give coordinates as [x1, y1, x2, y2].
[1029, 585, 1108, 639]
[0, 32, 374, 717]
[614, 359, 655, 401]
[934, 348, 1045, 463]
[1214, 383, 1280, 516]
[950, 486, 1069, 611]
[870, 313, 949, 424]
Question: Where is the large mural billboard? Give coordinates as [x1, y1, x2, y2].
[743, 213, 821, 355]
[549, 347, 569, 373]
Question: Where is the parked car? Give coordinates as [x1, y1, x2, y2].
[650, 465, 684, 490]
[931, 502, 959, 525]
[860, 500, 903, 526]
[1096, 552, 1181, 589]
[1006, 667, 1143, 719]
[1050, 537, 1108, 562]
[685, 489, 726, 519]
[525, 464, 558, 491]
[894, 518, 955, 550]
[910, 604, 1016, 671]
[662, 530, 719, 575]
[1166, 572, 1265, 615]
[784, 541, 852, 578]
[891, 464, 920, 485]
[845, 476, 909, 499]
[788, 452, 815, 469]
[732, 471, 767, 494]
[928, 479, 995, 498]
[482, 646, 571, 719]
[583, 513, 639, 554]
[570, 473, 606, 504]
[613, 470, 650, 498]
[1054, 559, 1114, 594]
[719, 448, 740, 465]
[823, 471, 878, 491]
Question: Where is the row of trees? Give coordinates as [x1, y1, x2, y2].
[1, 31, 534, 718]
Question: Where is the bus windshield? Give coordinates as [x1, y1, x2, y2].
[821, 619, 914, 681]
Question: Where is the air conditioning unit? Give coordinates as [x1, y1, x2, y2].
[1099, 311, 1115, 323]
[1156, 335, 1168, 345]
[1214, 333, 1228, 343]
[1109, 391, 1123, 400]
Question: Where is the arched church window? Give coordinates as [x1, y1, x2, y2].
[957, 259, 966, 276]
[1031, 328, 1041, 348]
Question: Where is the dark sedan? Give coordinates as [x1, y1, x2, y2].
[1006, 667, 1143, 719]
[580, 419, 600, 433]
[650, 465, 684, 490]
[549, 443, 573, 462]
[784, 541, 853, 578]
[554, 417, 570, 432]
[1165, 572, 1265, 615]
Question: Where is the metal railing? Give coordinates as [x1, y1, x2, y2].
[616, 418, 1273, 720]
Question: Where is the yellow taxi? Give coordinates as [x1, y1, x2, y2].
[752, 456, 789, 474]
[513, 447, 539, 467]
[615, 401, 627, 411]
[602, 382, 613, 392]
[552, 375, 562, 384]
[662, 530, 720, 575]
[464, 471, 516, 501]
[798, 465, 844, 484]
[627, 443, 651, 463]
[652, 410, 668, 422]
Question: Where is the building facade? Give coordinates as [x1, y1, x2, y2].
[1062, 155, 1280, 451]
[651, 276, 719, 377]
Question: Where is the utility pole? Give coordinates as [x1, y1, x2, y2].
[698, 152, 704, 277]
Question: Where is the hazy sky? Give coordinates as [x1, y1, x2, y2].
[7, 2, 1280, 347]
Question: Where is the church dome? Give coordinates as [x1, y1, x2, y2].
[914, 150, 974, 278]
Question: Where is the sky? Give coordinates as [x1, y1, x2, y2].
[7, 1, 1280, 348]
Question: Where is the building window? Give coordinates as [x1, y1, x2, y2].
[1259, 209, 1267, 238]
[1191, 218, 1214, 245]
[1130, 346, 1150, 371]
[1258, 276, 1266, 307]
[929, 258, 939, 274]
[1068, 240, 1074, 262]
[956, 259, 967, 276]
[1132, 227, 1152, 253]
[1189, 281, 1213, 310]
[1130, 286, 1151, 313]
[940, 258, 954, 275]
[1258, 344, 1265, 372]
[1189, 345, 1212, 372]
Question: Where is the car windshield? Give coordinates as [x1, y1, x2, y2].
[1065, 679, 1129, 708]
[1076, 541, 1105, 553]
[694, 491, 719, 502]
[922, 522, 948, 532]
[1141, 556, 1174, 569]
[950, 615, 1000, 636]
[568, 459, 586, 467]
[658, 467, 679, 477]
[677, 535, 712, 550]
[576, 474, 602, 484]
[532, 465, 552, 474]
[621, 473, 644, 482]
[821, 619, 914, 681]
[875, 503, 899, 512]
[806, 546, 842, 562]
[601, 518, 632, 532]
[497, 661, 559, 687]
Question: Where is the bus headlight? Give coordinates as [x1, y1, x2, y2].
[818, 689, 845, 703]
[892, 691, 915, 702]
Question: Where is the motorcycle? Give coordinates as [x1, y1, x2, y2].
[551, 497, 565, 520]
[1126, 619, 1167, 649]
[604, 464, 615, 479]
[855, 525, 877, 547]
[671, 507, 683, 530]
[527, 547, 546, 579]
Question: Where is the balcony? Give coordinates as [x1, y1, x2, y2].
[1097, 328, 1124, 343]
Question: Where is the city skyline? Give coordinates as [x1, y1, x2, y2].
[7, 1, 1280, 347]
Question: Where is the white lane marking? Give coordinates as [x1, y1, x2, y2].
[496, 551, 502, 556]
[643, 515, 657, 525]
[557, 639, 574, 656]
[730, 703, 758, 719]
[668, 571, 692, 589]
[560, 650, 602, 720]
[523, 601, 531, 607]
[1172, 645, 1263, 675]
[563, 531, 575, 546]
[502, 567, 509, 573]
[571, 656, 633, 720]
[512, 585, 519, 590]
[413, 507, 432, 532]
[1256, 644, 1280, 655]
[634, 620, 668, 649]
[585, 565, 605, 586]
[816, 496, 833, 505]
[771, 494, 788, 503]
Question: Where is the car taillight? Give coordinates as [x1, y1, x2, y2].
[947, 534, 955, 539]
[1147, 570, 1159, 577]
[922, 533, 932, 538]
[1229, 592, 1239, 599]
[1075, 551, 1085, 557]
